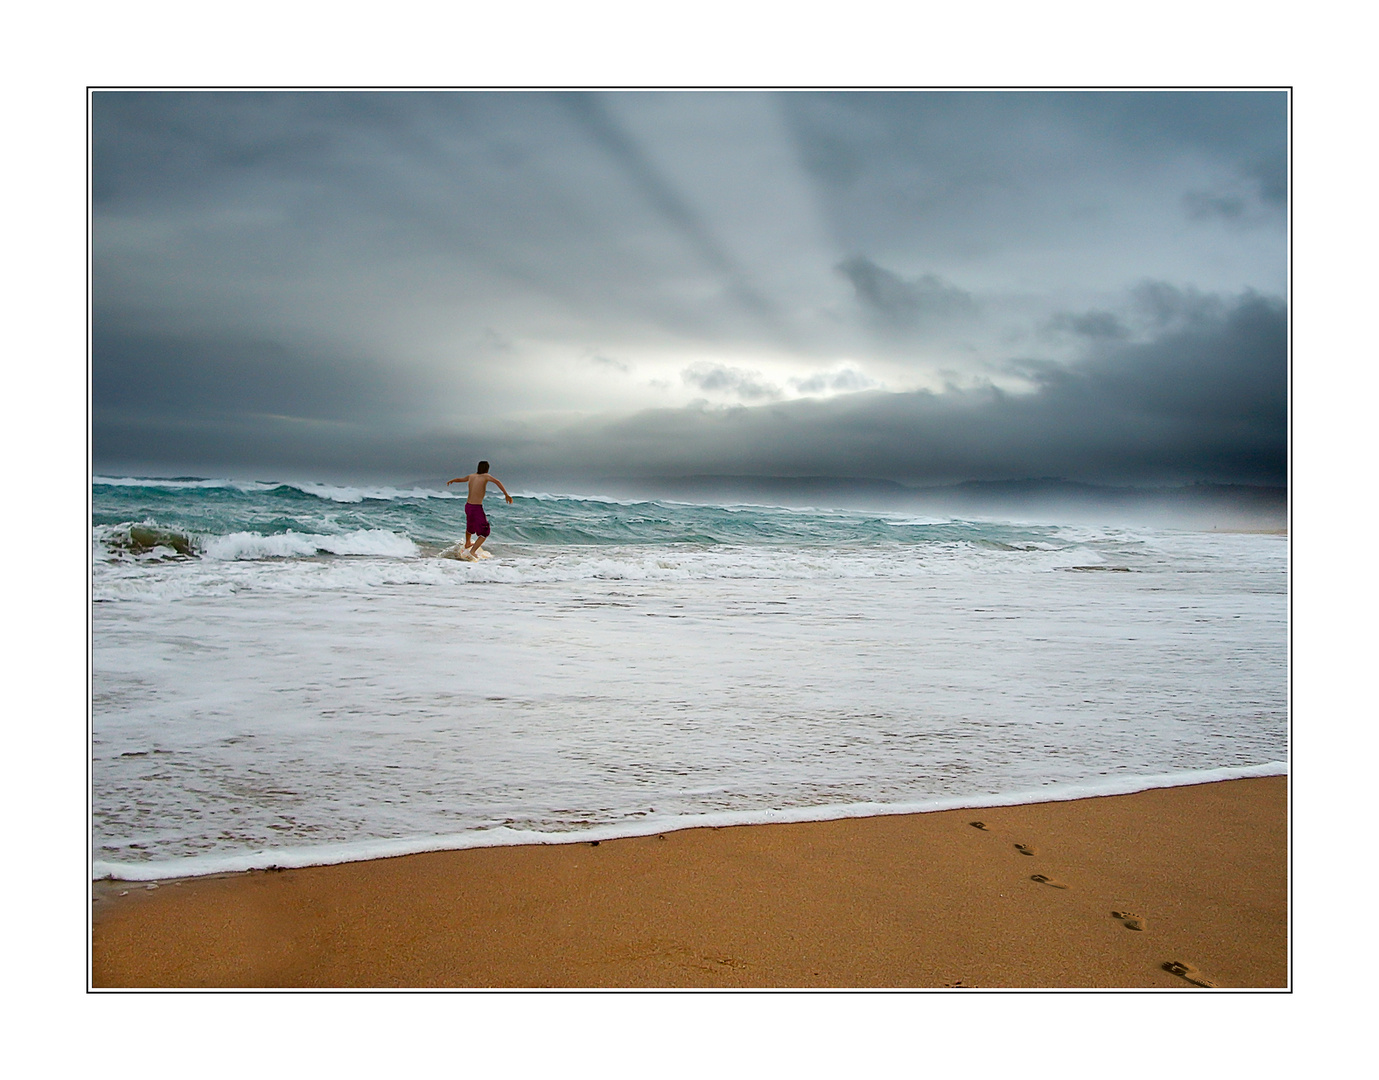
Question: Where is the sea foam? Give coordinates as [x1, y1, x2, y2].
[93, 761, 1287, 881]
[202, 528, 418, 560]
[92, 479, 1288, 879]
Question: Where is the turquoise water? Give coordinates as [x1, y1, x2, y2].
[91, 475, 1288, 879]
[93, 475, 1072, 555]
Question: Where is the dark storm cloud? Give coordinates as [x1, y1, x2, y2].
[1130, 281, 1231, 332]
[92, 91, 1286, 486]
[94, 286, 1284, 487]
[93, 92, 684, 317]
[563, 287, 1286, 485]
[781, 91, 1287, 257]
[92, 92, 799, 388]
[93, 324, 430, 424]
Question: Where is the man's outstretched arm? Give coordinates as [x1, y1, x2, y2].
[445, 475, 472, 486]
[491, 476, 514, 504]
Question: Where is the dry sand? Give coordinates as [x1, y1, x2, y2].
[91, 775, 1286, 989]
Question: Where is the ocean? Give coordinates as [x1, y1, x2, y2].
[91, 476, 1288, 880]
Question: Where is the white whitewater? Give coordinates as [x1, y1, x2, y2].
[91, 479, 1288, 879]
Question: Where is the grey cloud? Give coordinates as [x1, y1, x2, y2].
[1048, 310, 1130, 340]
[781, 91, 1286, 269]
[91, 92, 1286, 488]
[790, 368, 878, 394]
[681, 363, 782, 401]
[1184, 190, 1248, 221]
[93, 93, 601, 333]
[96, 286, 1285, 489]
[1130, 281, 1227, 332]
[478, 328, 514, 353]
[1247, 155, 1288, 207]
[783, 92, 1287, 195]
[1066, 289, 1284, 427]
[837, 257, 975, 331]
[93, 325, 432, 425]
[560, 92, 786, 341]
[588, 353, 630, 372]
[575, 288, 1286, 486]
[93, 92, 811, 371]
[1045, 287, 1234, 350]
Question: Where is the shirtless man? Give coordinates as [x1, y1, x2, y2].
[446, 460, 513, 559]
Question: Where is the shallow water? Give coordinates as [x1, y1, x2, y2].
[91, 478, 1288, 878]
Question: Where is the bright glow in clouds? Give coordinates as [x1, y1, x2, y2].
[93, 91, 1286, 485]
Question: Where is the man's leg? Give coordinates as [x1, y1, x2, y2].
[470, 534, 487, 555]
[463, 529, 473, 551]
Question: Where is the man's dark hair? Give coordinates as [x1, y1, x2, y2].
[477, 460, 490, 474]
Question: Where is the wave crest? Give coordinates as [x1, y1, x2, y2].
[94, 475, 464, 504]
[95, 522, 419, 562]
[203, 529, 420, 560]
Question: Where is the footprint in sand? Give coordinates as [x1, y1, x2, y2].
[1030, 874, 1069, 889]
[969, 821, 988, 830]
[1163, 960, 1218, 988]
[1112, 910, 1146, 931]
[1015, 843, 1037, 856]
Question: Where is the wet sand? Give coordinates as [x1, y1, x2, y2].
[91, 776, 1286, 988]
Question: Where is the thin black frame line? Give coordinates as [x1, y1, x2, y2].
[86, 84, 1290, 998]
[87, 84, 1292, 91]
[86, 87, 95, 993]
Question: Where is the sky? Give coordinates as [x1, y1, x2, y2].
[92, 90, 1287, 489]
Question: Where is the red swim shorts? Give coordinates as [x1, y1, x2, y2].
[465, 502, 491, 536]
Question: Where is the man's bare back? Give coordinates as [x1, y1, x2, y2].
[457, 473, 499, 503]
[445, 468, 512, 504]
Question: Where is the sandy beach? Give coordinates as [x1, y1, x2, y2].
[91, 775, 1286, 989]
